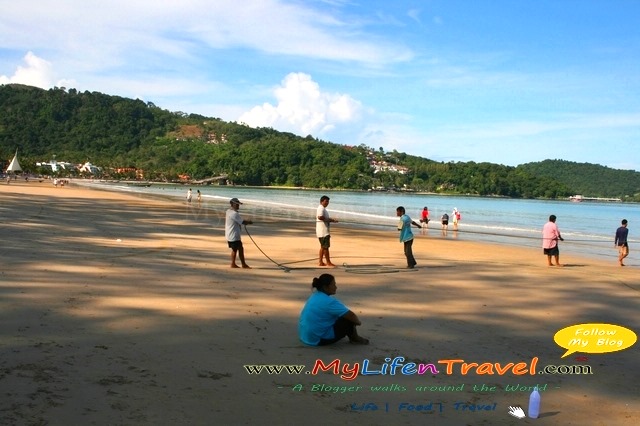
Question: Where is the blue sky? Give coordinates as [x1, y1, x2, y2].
[1, 0, 639, 170]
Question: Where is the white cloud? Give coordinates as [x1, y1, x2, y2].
[0, 0, 411, 68]
[0, 0, 412, 115]
[0, 52, 54, 88]
[238, 73, 362, 136]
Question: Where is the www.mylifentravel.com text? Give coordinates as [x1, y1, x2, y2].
[244, 357, 593, 381]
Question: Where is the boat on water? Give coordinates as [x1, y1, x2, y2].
[569, 194, 621, 203]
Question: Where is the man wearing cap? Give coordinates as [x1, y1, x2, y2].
[316, 195, 338, 267]
[225, 198, 252, 268]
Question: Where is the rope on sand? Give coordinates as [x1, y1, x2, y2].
[244, 225, 291, 273]
[241, 229, 417, 275]
[342, 262, 418, 274]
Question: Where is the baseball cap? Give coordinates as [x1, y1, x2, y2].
[230, 197, 242, 205]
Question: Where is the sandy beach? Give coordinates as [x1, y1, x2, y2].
[1, 180, 638, 426]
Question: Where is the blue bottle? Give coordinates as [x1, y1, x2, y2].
[528, 386, 540, 418]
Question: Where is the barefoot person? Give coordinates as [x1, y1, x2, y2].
[441, 212, 449, 231]
[542, 214, 564, 266]
[316, 195, 337, 267]
[225, 197, 252, 268]
[396, 206, 422, 268]
[420, 206, 430, 233]
[452, 207, 461, 230]
[614, 219, 629, 266]
[298, 274, 369, 346]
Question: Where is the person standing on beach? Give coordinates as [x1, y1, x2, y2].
[316, 195, 338, 267]
[299, 273, 369, 346]
[396, 206, 421, 268]
[441, 212, 449, 230]
[420, 206, 430, 230]
[196, 190, 202, 205]
[225, 197, 252, 268]
[542, 214, 564, 267]
[186, 188, 192, 203]
[452, 207, 461, 230]
[615, 219, 629, 266]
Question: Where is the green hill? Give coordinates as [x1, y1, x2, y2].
[1, 84, 637, 200]
[518, 160, 640, 199]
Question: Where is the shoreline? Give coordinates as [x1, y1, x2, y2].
[74, 178, 638, 266]
[19, 175, 640, 203]
[1, 180, 638, 425]
[4, 178, 635, 273]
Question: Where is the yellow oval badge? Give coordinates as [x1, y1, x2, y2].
[554, 323, 637, 358]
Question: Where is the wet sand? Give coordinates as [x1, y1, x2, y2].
[0, 180, 638, 425]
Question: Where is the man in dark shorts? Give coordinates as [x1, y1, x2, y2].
[542, 214, 564, 266]
[225, 197, 253, 268]
[316, 195, 338, 267]
[420, 207, 430, 228]
[441, 212, 449, 230]
[615, 219, 629, 266]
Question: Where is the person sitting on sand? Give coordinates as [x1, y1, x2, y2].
[299, 274, 369, 346]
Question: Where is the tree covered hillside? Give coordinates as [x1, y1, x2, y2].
[0, 84, 178, 162]
[519, 160, 640, 199]
[1, 84, 634, 200]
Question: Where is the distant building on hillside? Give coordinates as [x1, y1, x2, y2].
[371, 160, 409, 175]
[36, 157, 101, 175]
[78, 162, 101, 174]
[113, 167, 144, 179]
[37, 157, 75, 172]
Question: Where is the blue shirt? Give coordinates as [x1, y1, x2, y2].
[398, 214, 414, 243]
[299, 291, 349, 345]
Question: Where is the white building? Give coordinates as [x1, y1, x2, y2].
[78, 162, 100, 174]
[37, 158, 75, 172]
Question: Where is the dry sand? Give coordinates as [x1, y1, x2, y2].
[0, 180, 638, 426]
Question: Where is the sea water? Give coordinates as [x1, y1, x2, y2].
[78, 181, 639, 265]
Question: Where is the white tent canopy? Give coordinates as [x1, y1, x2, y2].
[6, 150, 22, 172]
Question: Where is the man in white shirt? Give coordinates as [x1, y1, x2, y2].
[225, 198, 252, 268]
[316, 195, 338, 267]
